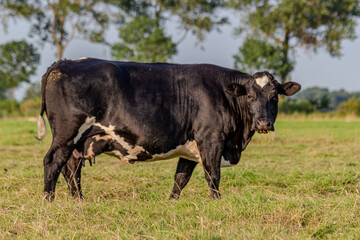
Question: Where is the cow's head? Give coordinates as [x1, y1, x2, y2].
[226, 71, 301, 133]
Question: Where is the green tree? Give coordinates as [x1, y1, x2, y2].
[0, 0, 38, 31]
[112, 15, 177, 62]
[290, 86, 360, 110]
[0, 40, 40, 100]
[111, 0, 227, 62]
[0, 87, 6, 101]
[292, 87, 329, 102]
[318, 94, 330, 109]
[230, 0, 360, 83]
[331, 89, 353, 108]
[233, 38, 293, 80]
[2, 0, 110, 59]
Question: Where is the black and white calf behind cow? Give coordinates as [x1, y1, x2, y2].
[36, 58, 301, 200]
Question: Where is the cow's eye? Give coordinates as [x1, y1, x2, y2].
[248, 95, 256, 101]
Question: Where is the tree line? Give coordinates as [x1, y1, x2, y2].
[280, 87, 360, 115]
[0, 0, 360, 107]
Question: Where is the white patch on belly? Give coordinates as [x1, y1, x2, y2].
[93, 123, 145, 159]
[74, 117, 203, 164]
[255, 76, 269, 88]
[220, 156, 236, 168]
[74, 117, 146, 160]
[150, 140, 202, 163]
[74, 116, 96, 144]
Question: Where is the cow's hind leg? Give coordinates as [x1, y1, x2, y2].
[61, 154, 83, 199]
[44, 144, 74, 201]
[169, 157, 198, 199]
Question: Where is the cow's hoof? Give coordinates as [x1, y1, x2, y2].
[210, 191, 221, 200]
[70, 192, 84, 200]
[43, 192, 55, 202]
[169, 193, 180, 200]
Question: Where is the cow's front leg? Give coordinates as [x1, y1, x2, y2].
[197, 137, 224, 199]
[169, 157, 198, 199]
[61, 154, 83, 199]
[202, 160, 221, 199]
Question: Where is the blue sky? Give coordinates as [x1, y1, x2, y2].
[1, 16, 360, 101]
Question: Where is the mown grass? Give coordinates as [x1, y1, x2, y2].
[1, 118, 360, 239]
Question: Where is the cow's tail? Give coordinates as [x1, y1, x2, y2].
[36, 113, 47, 141]
[35, 60, 64, 141]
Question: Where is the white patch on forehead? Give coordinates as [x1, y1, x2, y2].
[150, 140, 202, 163]
[74, 116, 96, 144]
[255, 76, 269, 88]
[220, 156, 236, 168]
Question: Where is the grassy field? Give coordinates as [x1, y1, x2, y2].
[1, 118, 360, 239]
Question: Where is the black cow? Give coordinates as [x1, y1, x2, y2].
[36, 58, 300, 200]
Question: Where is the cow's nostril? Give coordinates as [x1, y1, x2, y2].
[256, 119, 272, 131]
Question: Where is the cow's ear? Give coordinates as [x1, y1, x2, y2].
[225, 84, 247, 97]
[279, 82, 301, 96]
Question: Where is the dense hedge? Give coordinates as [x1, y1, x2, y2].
[338, 97, 360, 115]
[0, 100, 20, 117]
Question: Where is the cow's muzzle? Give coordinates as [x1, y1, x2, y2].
[253, 119, 274, 134]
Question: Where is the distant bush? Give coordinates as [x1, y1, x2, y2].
[279, 99, 316, 114]
[338, 97, 360, 115]
[0, 97, 41, 118]
[0, 100, 20, 117]
[20, 97, 42, 117]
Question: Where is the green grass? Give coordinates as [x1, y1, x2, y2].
[1, 118, 360, 239]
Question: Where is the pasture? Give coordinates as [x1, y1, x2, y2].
[1, 117, 360, 239]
